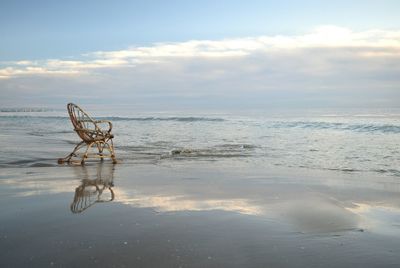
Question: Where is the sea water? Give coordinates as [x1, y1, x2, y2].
[0, 107, 399, 178]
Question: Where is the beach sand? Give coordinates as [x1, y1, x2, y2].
[1, 162, 400, 267]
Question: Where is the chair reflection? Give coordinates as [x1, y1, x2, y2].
[71, 162, 115, 213]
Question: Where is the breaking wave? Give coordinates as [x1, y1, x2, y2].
[105, 116, 225, 122]
[0, 108, 55, 112]
[271, 121, 400, 134]
[117, 143, 257, 160]
[0, 115, 225, 122]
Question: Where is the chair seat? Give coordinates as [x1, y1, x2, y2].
[92, 132, 114, 142]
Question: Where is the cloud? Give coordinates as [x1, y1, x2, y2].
[1, 26, 399, 109]
[116, 190, 263, 215]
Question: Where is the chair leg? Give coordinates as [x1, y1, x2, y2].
[59, 139, 117, 165]
[81, 142, 94, 165]
[109, 139, 117, 164]
[58, 141, 85, 164]
[97, 142, 105, 161]
[97, 143, 103, 153]
[105, 139, 117, 164]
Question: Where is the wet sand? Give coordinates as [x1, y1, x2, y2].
[1, 162, 400, 267]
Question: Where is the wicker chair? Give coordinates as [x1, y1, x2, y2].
[58, 103, 117, 165]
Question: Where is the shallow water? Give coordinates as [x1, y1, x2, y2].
[0, 108, 399, 178]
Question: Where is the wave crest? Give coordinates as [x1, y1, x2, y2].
[272, 121, 400, 134]
[106, 116, 225, 122]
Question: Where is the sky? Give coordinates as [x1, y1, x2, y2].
[0, 0, 399, 111]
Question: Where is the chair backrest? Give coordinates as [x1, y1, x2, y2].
[67, 103, 96, 142]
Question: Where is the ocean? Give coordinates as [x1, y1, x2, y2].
[1, 107, 399, 178]
[2, 107, 400, 267]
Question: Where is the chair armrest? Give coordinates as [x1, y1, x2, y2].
[74, 128, 99, 135]
[93, 120, 113, 133]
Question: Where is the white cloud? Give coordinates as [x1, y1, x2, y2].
[1, 26, 399, 79]
[1, 26, 399, 108]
